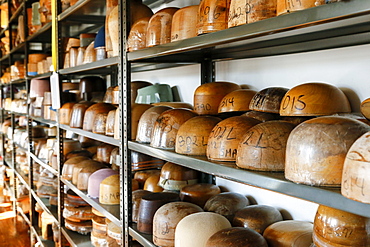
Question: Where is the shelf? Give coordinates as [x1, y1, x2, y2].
[9, 78, 26, 85]
[9, 3, 24, 24]
[8, 111, 27, 116]
[59, 57, 119, 75]
[30, 190, 58, 223]
[61, 227, 92, 247]
[29, 152, 58, 176]
[31, 226, 56, 247]
[29, 116, 57, 126]
[13, 166, 30, 190]
[58, 0, 106, 23]
[9, 42, 25, 55]
[131, 62, 195, 73]
[14, 142, 27, 152]
[60, 124, 120, 146]
[128, 141, 370, 218]
[17, 205, 31, 226]
[62, 178, 120, 227]
[128, 1, 370, 64]
[27, 72, 52, 80]
[27, 23, 52, 43]
[0, 53, 10, 64]
[129, 225, 155, 247]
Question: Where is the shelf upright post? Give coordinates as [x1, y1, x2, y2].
[120, 0, 132, 245]
[200, 53, 215, 85]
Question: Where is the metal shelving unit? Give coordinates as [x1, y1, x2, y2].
[61, 227, 92, 247]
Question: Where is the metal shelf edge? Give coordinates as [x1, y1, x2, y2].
[58, 57, 119, 74]
[129, 226, 156, 247]
[62, 179, 121, 226]
[28, 152, 58, 176]
[29, 116, 57, 126]
[60, 124, 120, 146]
[128, 141, 370, 218]
[61, 227, 92, 247]
[30, 190, 59, 223]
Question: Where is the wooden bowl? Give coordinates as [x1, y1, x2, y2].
[136, 106, 172, 143]
[285, 116, 370, 186]
[280, 82, 351, 116]
[153, 202, 203, 247]
[206, 227, 268, 247]
[175, 212, 231, 247]
[127, 17, 151, 52]
[313, 205, 370, 247]
[146, 7, 179, 47]
[204, 192, 249, 221]
[175, 116, 221, 156]
[82, 103, 116, 132]
[159, 162, 198, 191]
[263, 220, 313, 247]
[150, 108, 197, 150]
[194, 82, 241, 115]
[132, 104, 153, 141]
[60, 102, 76, 125]
[171, 5, 198, 42]
[218, 89, 257, 114]
[197, 0, 231, 35]
[137, 192, 180, 234]
[236, 120, 295, 171]
[180, 183, 221, 208]
[341, 131, 370, 203]
[277, 0, 317, 16]
[69, 101, 95, 128]
[207, 116, 261, 161]
[99, 174, 120, 205]
[233, 205, 283, 234]
[249, 87, 288, 114]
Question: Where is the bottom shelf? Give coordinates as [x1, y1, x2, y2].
[61, 227, 92, 247]
[129, 224, 156, 247]
[31, 226, 55, 247]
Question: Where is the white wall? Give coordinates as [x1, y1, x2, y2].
[131, 22, 370, 223]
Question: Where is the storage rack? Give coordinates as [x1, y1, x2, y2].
[0, 0, 370, 247]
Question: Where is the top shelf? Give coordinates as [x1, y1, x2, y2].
[128, 1, 370, 63]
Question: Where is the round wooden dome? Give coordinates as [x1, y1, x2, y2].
[277, 0, 317, 16]
[197, 0, 231, 35]
[249, 87, 288, 114]
[137, 192, 180, 234]
[204, 192, 249, 221]
[159, 162, 198, 191]
[127, 17, 151, 52]
[96, 144, 116, 164]
[134, 169, 161, 188]
[30, 78, 50, 98]
[263, 220, 313, 247]
[131, 150, 164, 171]
[153, 202, 203, 247]
[132, 103, 153, 141]
[175, 212, 231, 247]
[143, 174, 164, 192]
[207, 116, 261, 161]
[280, 82, 351, 116]
[285, 116, 370, 186]
[236, 120, 295, 171]
[87, 168, 118, 198]
[360, 98, 370, 120]
[218, 89, 257, 114]
[60, 102, 76, 125]
[72, 160, 104, 185]
[171, 5, 198, 42]
[62, 156, 91, 181]
[136, 105, 173, 144]
[206, 227, 268, 247]
[180, 183, 221, 208]
[313, 205, 370, 247]
[194, 82, 241, 115]
[99, 174, 120, 205]
[92, 112, 109, 134]
[82, 103, 116, 132]
[233, 205, 283, 234]
[130, 0, 153, 28]
[242, 111, 280, 122]
[146, 8, 179, 47]
[176, 116, 221, 156]
[342, 131, 370, 203]
[63, 139, 82, 156]
[77, 165, 106, 191]
[69, 101, 95, 128]
[79, 76, 106, 101]
[150, 108, 197, 150]
[105, 109, 116, 136]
